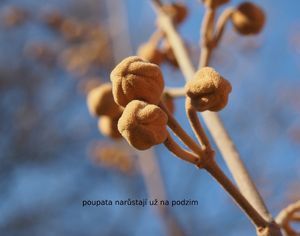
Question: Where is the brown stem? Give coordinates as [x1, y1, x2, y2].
[164, 133, 268, 229]
[205, 160, 268, 228]
[185, 98, 211, 150]
[164, 132, 200, 165]
[201, 112, 273, 221]
[159, 101, 204, 158]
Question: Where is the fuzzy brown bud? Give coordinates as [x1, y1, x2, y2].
[162, 3, 188, 24]
[185, 67, 232, 112]
[231, 2, 265, 35]
[202, 0, 229, 9]
[110, 56, 164, 107]
[118, 100, 168, 150]
[137, 42, 164, 65]
[98, 116, 122, 139]
[87, 83, 123, 118]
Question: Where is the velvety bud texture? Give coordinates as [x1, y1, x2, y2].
[117, 100, 168, 150]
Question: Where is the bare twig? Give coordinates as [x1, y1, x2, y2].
[159, 101, 205, 158]
[199, 7, 215, 68]
[164, 132, 200, 164]
[185, 99, 211, 150]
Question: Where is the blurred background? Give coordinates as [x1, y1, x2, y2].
[0, 0, 299, 235]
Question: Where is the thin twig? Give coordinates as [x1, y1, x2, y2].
[185, 98, 211, 150]
[199, 7, 215, 68]
[164, 132, 200, 164]
[159, 101, 204, 158]
[211, 7, 235, 47]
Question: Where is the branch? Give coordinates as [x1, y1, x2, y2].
[155, 0, 272, 223]
[152, 1, 282, 235]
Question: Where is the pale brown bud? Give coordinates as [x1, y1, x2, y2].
[137, 42, 164, 65]
[231, 2, 265, 35]
[87, 83, 123, 118]
[110, 56, 164, 107]
[98, 116, 122, 139]
[118, 100, 168, 150]
[185, 67, 232, 112]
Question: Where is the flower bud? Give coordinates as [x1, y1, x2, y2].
[98, 116, 122, 139]
[185, 67, 232, 112]
[110, 56, 164, 107]
[87, 83, 123, 118]
[202, 0, 229, 9]
[231, 2, 265, 35]
[118, 100, 168, 150]
[162, 3, 188, 24]
[137, 42, 164, 65]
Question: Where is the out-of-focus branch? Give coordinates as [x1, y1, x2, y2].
[106, 1, 185, 235]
